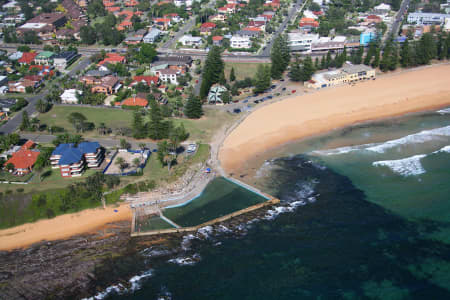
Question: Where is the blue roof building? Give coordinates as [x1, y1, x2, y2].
[50, 142, 104, 178]
[360, 32, 377, 46]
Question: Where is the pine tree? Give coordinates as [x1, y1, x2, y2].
[200, 46, 224, 99]
[271, 34, 290, 79]
[184, 94, 203, 119]
[372, 48, 380, 68]
[400, 38, 411, 67]
[389, 43, 398, 71]
[314, 57, 319, 70]
[132, 110, 146, 139]
[253, 64, 271, 93]
[320, 55, 326, 69]
[219, 70, 226, 85]
[230, 67, 236, 82]
[148, 99, 164, 139]
[301, 56, 315, 81]
[20, 111, 30, 131]
[356, 46, 364, 64]
[326, 51, 332, 68]
[289, 59, 302, 82]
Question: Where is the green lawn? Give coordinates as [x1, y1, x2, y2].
[38, 106, 134, 134]
[224, 62, 271, 81]
[173, 108, 238, 143]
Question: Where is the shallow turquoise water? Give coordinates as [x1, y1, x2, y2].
[89, 108, 450, 300]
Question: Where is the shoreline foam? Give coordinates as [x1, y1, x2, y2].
[219, 64, 450, 174]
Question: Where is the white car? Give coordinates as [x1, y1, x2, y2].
[186, 144, 197, 153]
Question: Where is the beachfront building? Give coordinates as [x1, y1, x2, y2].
[306, 64, 375, 89]
[287, 32, 319, 52]
[50, 142, 104, 177]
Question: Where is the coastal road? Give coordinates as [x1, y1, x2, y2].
[20, 133, 158, 150]
[383, 0, 410, 44]
[0, 57, 92, 135]
[260, 0, 303, 57]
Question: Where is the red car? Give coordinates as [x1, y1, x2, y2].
[291, 90, 296, 93]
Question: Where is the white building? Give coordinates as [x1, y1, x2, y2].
[374, 3, 391, 14]
[156, 69, 179, 85]
[230, 36, 252, 49]
[179, 35, 203, 46]
[287, 32, 319, 52]
[303, 10, 318, 20]
[143, 28, 161, 43]
[60, 89, 82, 104]
[407, 12, 450, 25]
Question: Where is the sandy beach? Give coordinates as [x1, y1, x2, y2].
[0, 204, 131, 251]
[220, 64, 450, 173]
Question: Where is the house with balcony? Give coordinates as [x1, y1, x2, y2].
[155, 69, 180, 85]
[80, 75, 121, 95]
[50, 142, 104, 177]
[34, 51, 55, 65]
[230, 35, 252, 49]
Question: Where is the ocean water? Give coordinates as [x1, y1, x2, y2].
[87, 108, 450, 300]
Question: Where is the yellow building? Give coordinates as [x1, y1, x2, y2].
[306, 64, 375, 89]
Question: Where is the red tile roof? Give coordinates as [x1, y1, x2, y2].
[131, 75, 159, 86]
[201, 22, 216, 28]
[106, 6, 120, 12]
[121, 97, 148, 107]
[242, 27, 261, 32]
[6, 148, 40, 170]
[18, 52, 37, 64]
[212, 35, 223, 41]
[98, 53, 126, 65]
[21, 140, 35, 150]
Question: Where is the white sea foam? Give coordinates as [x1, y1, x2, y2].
[168, 253, 201, 266]
[197, 226, 213, 238]
[312, 144, 374, 156]
[437, 108, 450, 115]
[181, 234, 196, 251]
[366, 126, 450, 153]
[129, 270, 153, 291]
[373, 154, 427, 176]
[433, 145, 450, 154]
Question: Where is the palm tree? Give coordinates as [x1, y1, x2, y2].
[132, 157, 141, 169]
[139, 143, 146, 158]
[98, 122, 107, 135]
[115, 157, 127, 174]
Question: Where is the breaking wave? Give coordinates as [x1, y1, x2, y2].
[373, 154, 427, 176]
[313, 126, 450, 155]
[437, 108, 450, 115]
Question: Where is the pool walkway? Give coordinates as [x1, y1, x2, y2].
[130, 176, 279, 237]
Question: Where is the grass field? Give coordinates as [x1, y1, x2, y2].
[38, 106, 134, 135]
[224, 62, 271, 81]
[174, 108, 238, 143]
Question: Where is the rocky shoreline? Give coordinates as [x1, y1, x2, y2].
[0, 202, 276, 299]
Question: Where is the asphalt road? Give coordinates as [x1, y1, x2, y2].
[0, 57, 91, 135]
[20, 133, 158, 150]
[261, 0, 303, 57]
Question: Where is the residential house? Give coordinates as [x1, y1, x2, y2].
[299, 18, 319, 30]
[0, 98, 17, 112]
[164, 13, 182, 23]
[34, 51, 55, 65]
[53, 51, 78, 70]
[287, 32, 319, 52]
[261, 11, 275, 20]
[264, 0, 280, 10]
[50, 142, 104, 177]
[130, 75, 160, 87]
[17, 13, 67, 40]
[200, 22, 216, 35]
[143, 28, 162, 43]
[2, 1, 20, 13]
[179, 34, 203, 46]
[55, 19, 86, 40]
[62, 0, 83, 20]
[5, 140, 40, 175]
[212, 35, 223, 46]
[155, 69, 179, 85]
[60, 89, 82, 104]
[0, 76, 7, 87]
[28, 65, 55, 77]
[81, 75, 121, 95]
[374, 3, 391, 14]
[8, 76, 43, 92]
[8, 51, 23, 61]
[117, 20, 132, 31]
[18, 52, 38, 65]
[153, 18, 171, 30]
[119, 96, 148, 107]
[98, 53, 126, 66]
[235, 29, 260, 38]
[124, 29, 148, 44]
[230, 35, 252, 49]
[210, 14, 227, 22]
[156, 55, 193, 73]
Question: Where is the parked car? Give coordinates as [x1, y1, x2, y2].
[267, 95, 273, 99]
[282, 87, 286, 91]
[233, 108, 241, 113]
[186, 144, 197, 153]
[253, 100, 259, 104]
[291, 90, 296, 93]
[243, 99, 248, 103]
